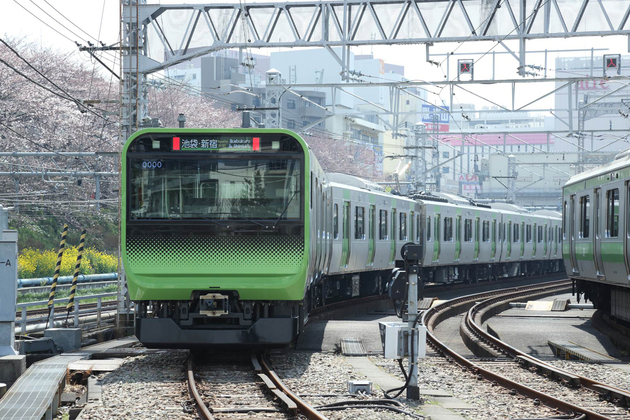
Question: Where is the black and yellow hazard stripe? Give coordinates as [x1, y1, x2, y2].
[66, 229, 87, 311]
[47, 224, 68, 309]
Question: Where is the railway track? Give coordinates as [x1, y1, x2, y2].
[17, 300, 118, 318]
[424, 279, 630, 420]
[186, 351, 327, 420]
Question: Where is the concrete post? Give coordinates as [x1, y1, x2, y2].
[0, 207, 25, 388]
[0, 210, 17, 356]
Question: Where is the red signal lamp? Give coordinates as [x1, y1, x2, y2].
[173, 137, 180, 151]
[253, 137, 260, 151]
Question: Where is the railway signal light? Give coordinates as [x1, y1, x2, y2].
[603, 54, 620, 76]
[458, 59, 474, 80]
[172, 137, 180, 151]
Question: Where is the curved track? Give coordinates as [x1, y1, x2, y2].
[423, 279, 621, 420]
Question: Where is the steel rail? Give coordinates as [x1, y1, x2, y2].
[256, 353, 329, 420]
[465, 284, 630, 398]
[422, 279, 609, 420]
[186, 354, 215, 420]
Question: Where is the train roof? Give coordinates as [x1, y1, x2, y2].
[564, 148, 630, 188]
[326, 173, 385, 192]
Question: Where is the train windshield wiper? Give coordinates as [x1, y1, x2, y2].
[273, 190, 300, 228]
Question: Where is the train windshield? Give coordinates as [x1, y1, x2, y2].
[128, 157, 302, 221]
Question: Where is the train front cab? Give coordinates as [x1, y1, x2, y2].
[122, 129, 310, 348]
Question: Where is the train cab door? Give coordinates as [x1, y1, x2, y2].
[594, 188, 605, 278]
[569, 194, 579, 273]
[341, 201, 351, 267]
[368, 205, 375, 265]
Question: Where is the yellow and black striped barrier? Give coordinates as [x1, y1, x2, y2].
[66, 229, 87, 312]
[47, 224, 68, 310]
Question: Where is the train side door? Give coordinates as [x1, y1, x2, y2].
[455, 215, 461, 261]
[433, 214, 441, 263]
[491, 219, 496, 260]
[625, 182, 630, 280]
[390, 209, 397, 264]
[507, 221, 512, 258]
[594, 188, 605, 277]
[569, 194, 579, 273]
[473, 217, 480, 261]
[341, 201, 351, 267]
[520, 222, 525, 259]
[368, 205, 375, 265]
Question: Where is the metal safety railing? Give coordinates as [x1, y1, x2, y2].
[15, 292, 117, 334]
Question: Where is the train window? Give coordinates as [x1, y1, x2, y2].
[444, 217, 453, 241]
[538, 226, 544, 243]
[464, 219, 472, 242]
[416, 215, 421, 242]
[513, 223, 519, 242]
[492, 220, 496, 243]
[333, 204, 339, 239]
[355, 206, 365, 239]
[379, 210, 388, 240]
[410, 212, 415, 242]
[508, 222, 512, 242]
[526, 225, 532, 243]
[606, 189, 619, 238]
[310, 173, 313, 209]
[427, 217, 431, 241]
[482, 220, 490, 242]
[399, 212, 407, 240]
[579, 195, 590, 239]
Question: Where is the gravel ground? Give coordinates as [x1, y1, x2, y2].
[78, 350, 195, 420]
[372, 352, 567, 420]
[475, 360, 630, 418]
[546, 359, 630, 391]
[195, 352, 291, 419]
[269, 351, 424, 419]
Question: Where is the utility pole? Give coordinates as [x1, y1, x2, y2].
[265, 69, 282, 129]
[431, 115, 440, 192]
[413, 123, 427, 192]
[577, 95, 587, 173]
[507, 155, 517, 203]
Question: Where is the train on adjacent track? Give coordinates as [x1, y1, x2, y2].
[563, 149, 630, 324]
[122, 128, 563, 348]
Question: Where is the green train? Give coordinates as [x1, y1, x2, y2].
[563, 149, 630, 323]
[123, 128, 563, 348]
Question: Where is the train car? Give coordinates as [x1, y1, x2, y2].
[563, 150, 630, 323]
[122, 128, 564, 348]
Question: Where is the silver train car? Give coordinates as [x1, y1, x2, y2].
[307, 171, 564, 308]
[563, 149, 630, 323]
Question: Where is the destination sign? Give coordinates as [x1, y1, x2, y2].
[173, 136, 260, 152]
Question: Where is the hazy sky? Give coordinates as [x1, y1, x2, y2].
[3, 0, 629, 112]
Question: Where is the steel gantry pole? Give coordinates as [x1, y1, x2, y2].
[119, 0, 148, 320]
